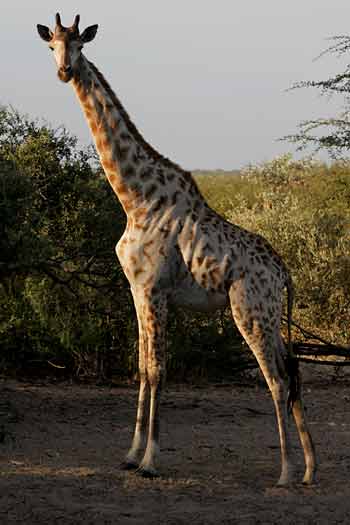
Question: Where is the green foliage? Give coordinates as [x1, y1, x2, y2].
[167, 308, 249, 381]
[198, 155, 350, 345]
[194, 169, 260, 215]
[0, 107, 134, 379]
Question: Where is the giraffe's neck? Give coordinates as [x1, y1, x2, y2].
[71, 56, 202, 217]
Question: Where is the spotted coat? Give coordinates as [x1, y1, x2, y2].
[37, 13, 316, 486]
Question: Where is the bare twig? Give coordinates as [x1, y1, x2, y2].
[298, 357, 350, 366]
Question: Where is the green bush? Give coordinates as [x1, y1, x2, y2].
[0, 107, 135, 379]
[216, 155, 350, 345]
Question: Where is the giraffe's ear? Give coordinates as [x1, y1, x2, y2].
[80, 24, 98, 44]
[37, 24, 53, 42]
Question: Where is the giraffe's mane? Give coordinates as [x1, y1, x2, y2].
[87, 60, 192, 178]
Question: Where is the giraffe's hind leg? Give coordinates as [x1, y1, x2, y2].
[292, 398, 317, 485]
[277, 335, 317, 485]
[287, 364, 317, 485]
[229, 283, 295, 486]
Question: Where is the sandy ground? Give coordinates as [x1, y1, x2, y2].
[1, 371, 350, 524]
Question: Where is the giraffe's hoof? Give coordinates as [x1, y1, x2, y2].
[120, 460, 139, 471]
[302, 476, 317, 487]
[135, 466, 160, 479]
[276, 476, 293, 488]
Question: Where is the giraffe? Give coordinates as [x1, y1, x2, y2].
[37, 13, 316, 486]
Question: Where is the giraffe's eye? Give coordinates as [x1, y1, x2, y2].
[49, 46, 54, 51]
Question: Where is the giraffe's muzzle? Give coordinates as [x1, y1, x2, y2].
[58, 65, 73, 83]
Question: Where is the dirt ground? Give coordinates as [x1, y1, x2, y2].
[1, 369, 350, 524]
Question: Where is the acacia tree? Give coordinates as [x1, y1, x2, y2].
[286, 36, 350, 156]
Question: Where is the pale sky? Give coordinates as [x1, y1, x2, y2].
[1, 1, 349, 170]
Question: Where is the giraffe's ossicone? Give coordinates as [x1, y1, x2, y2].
[37, 13, 317, 486]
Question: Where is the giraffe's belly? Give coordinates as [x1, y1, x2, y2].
[170, 276, 228, 313]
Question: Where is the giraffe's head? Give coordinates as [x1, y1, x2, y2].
[37, 13, 98, 83]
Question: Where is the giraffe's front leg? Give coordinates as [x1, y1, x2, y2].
[136, 293, 168, 478]
[121, 375, 148, 470]
[121, 305, 149, 471]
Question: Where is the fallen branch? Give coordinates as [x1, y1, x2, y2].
[47, 360, 66, 369]
[293, 342, 350, 358]
[297, 357, 350, 366]
[281, 317, 350, 363]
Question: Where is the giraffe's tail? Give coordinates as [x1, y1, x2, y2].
[284, 274, 300, 412]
